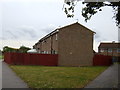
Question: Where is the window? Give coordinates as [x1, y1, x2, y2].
[117, 49, 120, 52]
[108, 49, 112, 52]
[51, 50, 56, 54]
[100, 49, 104, 52]
[41, 51, 44, 54]
[44, 51, 47, 54]
[55, 34, 58, 40]
[38, 50, 41, 53]
[46, 51, 49, 54]
[55, 51, 58, 54]
[42, 40, 46, 43]
[48, 51, 50, 54]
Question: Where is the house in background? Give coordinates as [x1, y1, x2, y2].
[98, 42, 120, 57]
[33, 22, 95, 66]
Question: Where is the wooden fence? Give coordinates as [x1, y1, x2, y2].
[4, 52, 114, 66]
[93, 54, 113, 66]
[4, 52, 58, 66]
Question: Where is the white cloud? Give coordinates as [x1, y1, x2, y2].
[1, 0, 63, 3]
[1, 24, 58, 41]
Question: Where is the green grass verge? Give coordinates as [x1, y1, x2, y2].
[10, 65, 108, 88]
[0, 55, 3, 59]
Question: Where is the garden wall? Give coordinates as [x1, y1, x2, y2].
[93, 54, 113, 66]
[4, 52, 58, 66]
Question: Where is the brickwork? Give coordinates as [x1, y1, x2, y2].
[58, 23, 94, 66]
[33, 22, 94, 66]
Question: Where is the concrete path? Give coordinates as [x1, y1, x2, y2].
[85, 63, 119, 88]
[0, 60, 2, 89]
[2, 61, 29, 88]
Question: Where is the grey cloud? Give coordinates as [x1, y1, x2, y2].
[18, 27, 38, 39]
[2, 30, 19, 40]
[94, 33, 100, 39]
[93, 28, 102, 41]
[1, 25, 57, 41]
[1, 27, 38, 40]
[42, 24, 56, 33]
[0, 37, 7, 40]
[94, 29, 108, 42]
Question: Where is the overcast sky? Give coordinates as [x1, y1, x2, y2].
[0, 0, 119, 52]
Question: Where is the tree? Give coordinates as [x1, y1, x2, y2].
[3, 46, 18, 53]
[3, 46, 31, 53]
[63, 0, 120, 27]
[18, 46, 31, 53]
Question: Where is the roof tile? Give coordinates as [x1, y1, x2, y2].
[99, 43, 120, 48]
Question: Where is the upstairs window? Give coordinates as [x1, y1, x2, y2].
[55, 34, 58, 40]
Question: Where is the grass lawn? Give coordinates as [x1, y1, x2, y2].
[10, 65, 108, 88]
[0, 55, 3, 59]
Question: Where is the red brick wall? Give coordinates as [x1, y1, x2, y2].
[93, 55, 112, 66]
[4, 52, 58, 66]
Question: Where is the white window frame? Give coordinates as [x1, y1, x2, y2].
[55, 34, 58, 40]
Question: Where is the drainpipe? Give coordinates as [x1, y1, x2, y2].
[107, 48, 108, 56]
[51, 36, 53, 54]
[40, 42, 42, 53]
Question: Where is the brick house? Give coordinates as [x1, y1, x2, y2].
[98, 42, 120, 57]
[33, 22, 95, 66]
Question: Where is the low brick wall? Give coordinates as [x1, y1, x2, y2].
[4, 52, 58, 66]
[93, 54, 113, 66]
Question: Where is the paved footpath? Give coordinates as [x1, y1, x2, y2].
[2, 61, 29, 88]
[85, 63, 119, 88]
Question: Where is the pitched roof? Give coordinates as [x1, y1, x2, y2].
[39, 29, 59, 42]
[98, 42, 120, 48]
[58, 22, 95, 33]
[34, 22, 95, 45]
